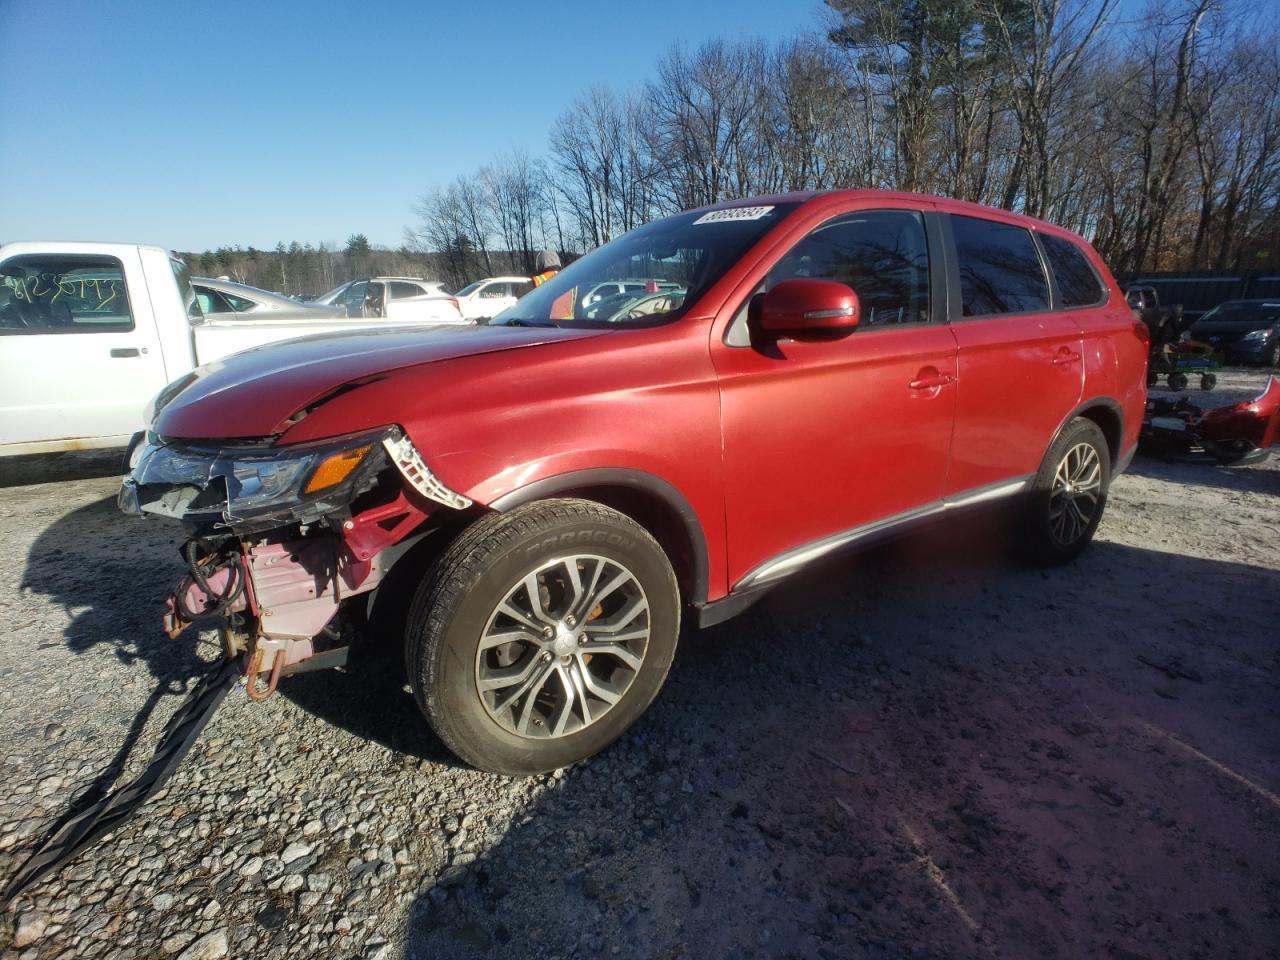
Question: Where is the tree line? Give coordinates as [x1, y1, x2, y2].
[179, 235, 437, 299]
[412, 0, 1279, 291]
[184, 0, 1278, 297]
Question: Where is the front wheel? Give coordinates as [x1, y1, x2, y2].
[1022, 418, 1111, 566]
[405, 499, 680, 775]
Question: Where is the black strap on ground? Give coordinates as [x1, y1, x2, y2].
[3, 656, 242, 903]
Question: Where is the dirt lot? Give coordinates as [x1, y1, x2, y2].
[1, 369, 1277, 960]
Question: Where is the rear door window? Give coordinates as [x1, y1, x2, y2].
[223, 291, 257, 312]
[1040, 234, 1105, 308]
[196, 287, 236, 314]
[0, 255, 134, 333]
[952, 215, 1050, 317]
[389, 281, 424, 300]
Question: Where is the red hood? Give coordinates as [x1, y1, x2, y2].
[155, 324, 604, 440]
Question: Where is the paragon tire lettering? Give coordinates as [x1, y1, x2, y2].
[524, 530, 636, 558]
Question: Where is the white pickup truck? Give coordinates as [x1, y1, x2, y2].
[0, 242, 458, 456]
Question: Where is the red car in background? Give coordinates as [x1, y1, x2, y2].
[120, 191, 1148, 774]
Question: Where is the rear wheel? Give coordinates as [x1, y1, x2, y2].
[405, 499, 679, 775]
[1022, 418, 1111, 566]
[1168, 372, 1189, 391]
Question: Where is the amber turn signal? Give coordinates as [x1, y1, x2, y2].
[303, 444, 371, 494]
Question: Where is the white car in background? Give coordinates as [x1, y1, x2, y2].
[453, 276, 533, 321]
[311, 277, 465, 324]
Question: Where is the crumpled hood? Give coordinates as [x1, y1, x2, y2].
[155, 324, 603, 440]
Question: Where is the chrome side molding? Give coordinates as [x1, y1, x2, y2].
[735, 475, 1031, 590]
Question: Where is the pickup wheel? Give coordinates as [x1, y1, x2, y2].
[405, 499, 680, 775]
[1022, 418, 1111, 566]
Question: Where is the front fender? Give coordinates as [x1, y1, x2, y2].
[487, 467, 710, 606]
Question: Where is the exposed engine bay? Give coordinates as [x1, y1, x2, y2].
[118, 426, 472, 696]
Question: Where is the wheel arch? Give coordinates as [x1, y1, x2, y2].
[1047, 397, 1124, 468]
[487, 469, 709, 607]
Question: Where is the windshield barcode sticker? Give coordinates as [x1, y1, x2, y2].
[693, 206, 775, 225]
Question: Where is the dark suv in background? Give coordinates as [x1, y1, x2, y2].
[1189, 299, 1280, 366]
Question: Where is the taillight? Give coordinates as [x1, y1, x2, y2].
[447, 298, 460, 311]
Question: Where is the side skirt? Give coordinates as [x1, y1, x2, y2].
[694, 476, 1031, 629]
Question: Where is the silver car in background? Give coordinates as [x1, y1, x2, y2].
[193, 276, 346, 319]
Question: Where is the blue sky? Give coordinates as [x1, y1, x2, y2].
[0, 0, 821, 251]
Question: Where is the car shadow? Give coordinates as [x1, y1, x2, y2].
[393, 519, 1280, 960]
[0, 449, 125, 489]
[20, 493, 213, 801]
[282, 662, 462, 768]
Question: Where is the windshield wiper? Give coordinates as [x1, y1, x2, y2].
[494, 318, 556, 328]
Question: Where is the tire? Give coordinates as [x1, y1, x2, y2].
[1200, 373, 1216, 391]
[1268, 343, 1280, 368]
[1022, 418, 1111, 566]
[1167, 372, 1189, 391]
[405, 499, 680, 775]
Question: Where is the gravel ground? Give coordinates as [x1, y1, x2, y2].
[1, 368, 1277, 960]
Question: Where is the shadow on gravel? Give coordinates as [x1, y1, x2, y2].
[283, 665, 463, 770]
[1126, 455, 1280, 496]
[0, 449, 125, 488]
[20, 494, 208, 786]
[395, 514, 1280, 960]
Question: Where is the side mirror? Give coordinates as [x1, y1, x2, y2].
[757, 278, 860, 339]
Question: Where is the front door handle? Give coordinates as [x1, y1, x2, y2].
[909, 370, 956, 390]
[110, 347, 141, 358]
[1052, 347, 1082, 365]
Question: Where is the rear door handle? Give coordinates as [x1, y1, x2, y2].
[1052, 348, 1081, 365]
[909, 371, 956, 390]
[110, 347, 140, 358]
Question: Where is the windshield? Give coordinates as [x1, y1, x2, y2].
[1200, 302, 1280, 324]
[456, 280, 484, 296]
[492, 203, 798, 328]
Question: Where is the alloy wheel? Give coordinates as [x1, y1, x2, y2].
[475, 554, 650, 739]
[1048, 442, 1102, 546]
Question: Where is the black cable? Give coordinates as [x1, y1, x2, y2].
[3, 656, 242, 904]
[177, 539, 245, 622]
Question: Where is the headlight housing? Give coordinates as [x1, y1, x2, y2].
[121, 427, 394, 528]
[1240, 328, 1273, 343]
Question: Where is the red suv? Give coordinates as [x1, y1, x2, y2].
[120, 191, 1148, 774]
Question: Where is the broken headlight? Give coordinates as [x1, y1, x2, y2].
[120, 428, 394, 527]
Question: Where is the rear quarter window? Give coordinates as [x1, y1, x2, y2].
[0, 254, 135, 333]
[1041, 234, 1105, 308]
[952, 215, 1050, 317]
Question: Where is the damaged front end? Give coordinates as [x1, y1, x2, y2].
[119, 426, 472, 696]
[1140, 374, 1280, 465]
